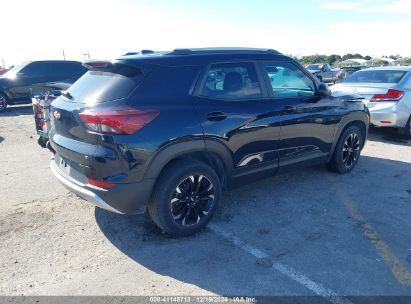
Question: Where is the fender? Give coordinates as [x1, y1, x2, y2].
[144, 139, 206, 180]
[203, 138, 235, 173]
[144, 137, 235, 182]
[328, 110, 369, 162]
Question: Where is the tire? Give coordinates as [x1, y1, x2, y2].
[148, 159, 221, 236]
[396, 116, 411, 139]
[38, 137, 48, 148]
[327, 125, 363, 174]
[0, 92, 8, 112]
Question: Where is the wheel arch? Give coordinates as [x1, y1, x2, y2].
[328, 113, 369, 162]
[0, 89, 12, 101]
[144, 139, 234, 189]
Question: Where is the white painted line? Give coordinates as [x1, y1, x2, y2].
[209, 223, 353, 304]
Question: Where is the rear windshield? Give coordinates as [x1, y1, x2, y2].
[344, 70, 407, 84]
[65, 63, 143, 103]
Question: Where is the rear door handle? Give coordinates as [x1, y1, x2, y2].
[281, 106, 297, 113]
[207, 111, 227, 121]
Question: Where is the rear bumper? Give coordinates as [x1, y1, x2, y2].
[51, 160, 154, 215]
[51, 160, 124, 214]
[368, 102, 410, 128]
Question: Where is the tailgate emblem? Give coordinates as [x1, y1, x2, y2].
[53, 111, 61, 120]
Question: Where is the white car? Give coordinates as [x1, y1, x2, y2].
[331, 67, 411, 138]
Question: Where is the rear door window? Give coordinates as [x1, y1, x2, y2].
[199, 62, 262, 100]
[20, 62, 52, 78]
[54, 62, 88, 78]
[65, 62, 143, 103]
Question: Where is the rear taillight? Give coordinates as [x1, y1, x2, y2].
[79, 109, 159, 135]
[370, 89, 404, 102]
[87, 178, 116, 190]
[38, 119, 46, 130]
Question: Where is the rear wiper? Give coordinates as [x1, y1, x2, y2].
[62, 91, 73, 100]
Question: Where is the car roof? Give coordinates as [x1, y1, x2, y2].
[117, 48, 288, 66]
[25, 60, 81, 64]
[341, 65, 365, 68]
[359, 66, 411, 71]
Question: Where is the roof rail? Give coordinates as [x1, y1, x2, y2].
[141, 49, 155, 54]
[169, 49, 192, 55]
[167, 48, 281, 56]
[123, 52, 139, 56]
[266, 49, 280, 54]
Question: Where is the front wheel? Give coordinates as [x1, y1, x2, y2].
[327, 125, 363, 174]
[148, 160, 221, 236]
[0, 92, 8, 112]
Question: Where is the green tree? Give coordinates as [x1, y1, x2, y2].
[342, 53, 355, 60]
[327, 54, 342, 65]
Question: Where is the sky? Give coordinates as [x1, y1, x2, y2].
[1, 0, 411, 67]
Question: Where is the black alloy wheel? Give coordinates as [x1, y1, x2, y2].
[0, 93, 7, 112]
[170, 175, 215, 226]
[342, 133, 361, 170]
[148, 160, 221, 236]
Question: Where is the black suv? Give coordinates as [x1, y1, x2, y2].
[0, 60, 87, 112]
[49, 48, 369, 236]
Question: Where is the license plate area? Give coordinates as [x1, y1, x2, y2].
[55, 154, 88, 184]
[59, 157, 71, 176]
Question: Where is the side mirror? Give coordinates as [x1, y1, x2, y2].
[317, 82, 331, 97]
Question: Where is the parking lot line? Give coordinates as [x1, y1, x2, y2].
[209, 224, 353, 304]
[333, 187, 411, 285]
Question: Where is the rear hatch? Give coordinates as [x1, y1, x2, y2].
[49, 60, 147, 182]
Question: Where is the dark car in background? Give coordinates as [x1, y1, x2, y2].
[337, 66, 368, 82]
[0, 60, 88, 112]
[306, 64, 338, 83]
[49, 48, 369, 236]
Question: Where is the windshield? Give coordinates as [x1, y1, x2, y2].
[3, 62, 30, 78]
[344, 70, 407, 84]
[306, 64, 321, 70]
[65, 63, 144, 104]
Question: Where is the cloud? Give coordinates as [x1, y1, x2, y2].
[320, 1, 359, 10]
[362, 0, 411, 13]
[322, 20, 411, 56]
[321, 0, 411, 13]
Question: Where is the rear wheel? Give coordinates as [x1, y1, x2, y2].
[148, 160, 221, 236]
[327, 125, 363, 174]
[37, 137, 48, 148]
[0, 92, 8, 112]
[397, 116, 411, 139]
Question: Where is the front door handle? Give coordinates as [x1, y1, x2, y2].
[207, 111, 227, 121]
[281, 106, 297, 113]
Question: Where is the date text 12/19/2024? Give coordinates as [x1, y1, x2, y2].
[149, 296, 257, 303]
